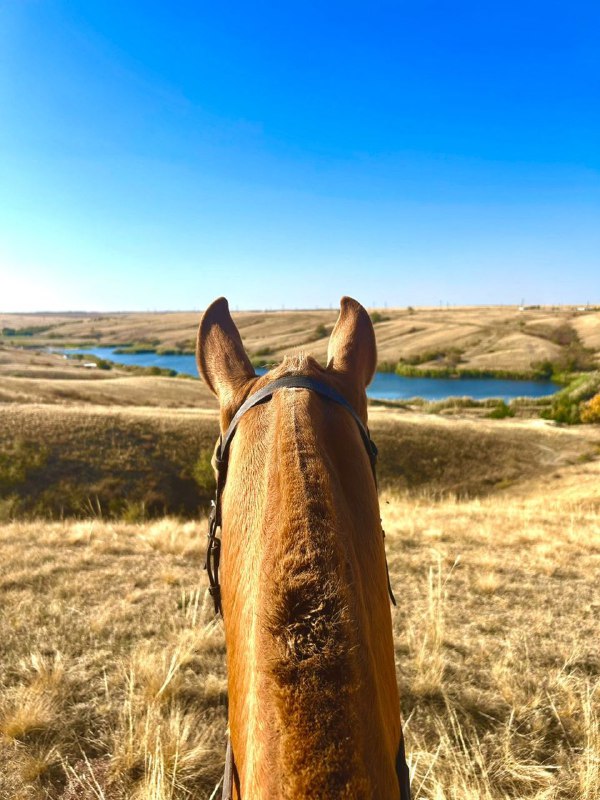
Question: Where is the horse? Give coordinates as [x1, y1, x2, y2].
[197, 296, 410, 799]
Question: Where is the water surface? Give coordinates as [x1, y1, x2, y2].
[60, 347, 558, 402]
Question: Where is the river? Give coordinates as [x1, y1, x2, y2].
[61, 347, 558, 402]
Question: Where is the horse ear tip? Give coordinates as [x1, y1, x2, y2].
[201, 297, 231, 327]
[340, 297, 371, 320]
[340, 296, 362, 312]
[208, 296, 229, 313]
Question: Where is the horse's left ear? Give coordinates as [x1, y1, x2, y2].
[196, 297, 256, 410]
[327, 296, 377, 389]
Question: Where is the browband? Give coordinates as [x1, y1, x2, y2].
[216, 375, 378, 473]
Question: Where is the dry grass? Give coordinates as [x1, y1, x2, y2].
[0, 347, 215, 408]
[2, 305, 599, 372]
[1, 402, 598, 520]
[0, 404, 219, 519]
[1, 462, 599, 798]
[0, 518, 225, 799]
[384, 473, 600, 800]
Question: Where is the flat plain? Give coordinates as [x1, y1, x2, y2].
[0, 308, 599, 799]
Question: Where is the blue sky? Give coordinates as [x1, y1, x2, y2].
[1, 1, 599, 311]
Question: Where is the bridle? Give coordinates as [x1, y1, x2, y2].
[205, 374, 395, 616]
[204, 374, 410, 800]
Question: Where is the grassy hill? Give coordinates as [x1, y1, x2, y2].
[1, 402, 599, 521]
[2, 304, 599, 374]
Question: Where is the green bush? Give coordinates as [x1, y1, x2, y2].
[543, 394, 582, 424]
[121, 364, 177, 377]
[301, 323, 331, 345]
[488, 401, 515, 419]
[0, 440, 48, 492]
[369, 311, 389, 324]
[1, 325, 51, 337]
[531, 360, 555, 380]
[192, 449, 216, 496]
[0, 495, 21, 522]
[397, 347, 464, 369]
[377, 360, 397, 373]
[121, 499, 148, 522]
[541, 371, 600, 424]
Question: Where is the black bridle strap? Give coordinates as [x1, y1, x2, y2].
[218, 375, 378, 475]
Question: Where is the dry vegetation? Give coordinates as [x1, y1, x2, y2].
[1, 307, 599, 797]
[2, 305, 599, 373]
[0, 348, 215, 409]
[0, 460, 598, 799]
[1, 402, 599, 520]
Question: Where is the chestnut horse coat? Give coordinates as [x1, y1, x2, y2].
[197, 297, 409, 800]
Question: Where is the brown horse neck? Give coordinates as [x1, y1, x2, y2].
[222, 387, 401, 799]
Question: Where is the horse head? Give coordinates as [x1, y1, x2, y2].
[197, 297, 409, 800]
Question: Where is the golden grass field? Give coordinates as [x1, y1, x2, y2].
[0, 313, 599, 798]
[2, 304, 600, 372]
[0, 465, 598, 799]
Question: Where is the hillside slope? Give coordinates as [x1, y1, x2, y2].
[2, 305, 599, 373]
[1, 403, 598, 519]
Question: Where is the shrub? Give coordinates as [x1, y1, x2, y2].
[377, 361, 397, 373]
[544, 394, 582, 424]
[369, 311, 389, 324]
[549, 323, 579, 347]
[531, 360, 555, 380]
[138, 366, 177, 377]
[121, 499, 148, 522]
[542, 372, 600, 424]
[0, 325, 51, 337]
[0, 495, 21, 522]
[398, 348, 463, 368]
[192, 449, 216, 496]
[488, 401, 515, 419]
[581, 393, 600, 424]
[0, 441, 48, 492]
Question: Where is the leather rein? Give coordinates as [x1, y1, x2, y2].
[204, 374, 409, 800]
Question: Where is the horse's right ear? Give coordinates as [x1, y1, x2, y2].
[196, 298, 255, 408]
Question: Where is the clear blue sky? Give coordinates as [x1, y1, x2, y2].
[1, 1, 599, 311]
